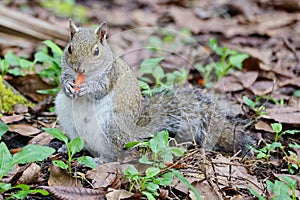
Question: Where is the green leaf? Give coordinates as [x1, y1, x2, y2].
[4, 51, 20, 66]
[69, 137, 84, 157]
[124, 165, 139, 177]
[138, 155, 153, 165]
[171, 169, 201, 200]
[289, 143, 300, 149]
[77, 156, 96, 169]
[19, 59, 33, 69]
[140, 57, 164, 74]
[145, 167, 160, 178]
[33, 51, 51, 64]
[12, 144, 55, 165]
[0, 122, 8, 138]
[209, 37, 222, 55]
[160, 150, 173, 163]
[157, 172, 174, 186]
[282, 130, 300, 135]
[271, 123, 282, 134]
[293, 90, 300, 97]
[270, 142, 282, 150]
[142, 191, 156, 200]
[153, 65, 165, 82]
[125, 141, 142, 149]
[53, 160, 68, 169]
[146, 182, 159, 193]
[228, 53, 249, 70]
[279, 176, 296, 190]
[0, 182, 12, 193]
[248, 188, 266, 200]
[8, 67, 24, 76]
[43, 40, 63, 56]
[0, 142, 13, 178]
[171, 147, 186, 157]
[243, 96, 256, 108]
[43, 128, 68, 144]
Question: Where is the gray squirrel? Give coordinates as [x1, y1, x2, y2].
[55, 20, 254, 162]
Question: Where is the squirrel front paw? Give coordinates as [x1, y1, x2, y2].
[64, 80, 77, 98]
[75, 83, 88, 97]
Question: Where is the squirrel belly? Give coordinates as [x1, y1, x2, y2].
[55, 20, 255, 162]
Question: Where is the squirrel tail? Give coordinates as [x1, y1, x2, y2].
[136, 88, 255, 155]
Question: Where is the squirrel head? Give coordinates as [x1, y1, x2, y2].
[64, 19, 113, 74]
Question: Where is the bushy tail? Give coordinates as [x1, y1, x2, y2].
[136, 88, 255, 155]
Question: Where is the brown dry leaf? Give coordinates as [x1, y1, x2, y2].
[8, 124, 40, 136]
[263, 107, 300, 124]
[249, 81, 275, 96]
[41, 186, 106, 200]
[0, 114, 24, 124]
[106, 188, 134, 200]
[86, 162, 129, 188]
[207, 156, 262, 195]
[28, 131, 55, 145]
[17, 163, 40, 184]
[131, 10, 157, 26]
[279, 77, 300, 87]
[254, 120, 273, 132]
[190, 180, 219, 200]
[256, 12, 298, 32]
[48, 165, 83, 188]
[169, 6, 203, 34]
[235, 71, 258, 88]
[215, 76, 244, 92]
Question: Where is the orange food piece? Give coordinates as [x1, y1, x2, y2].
[74, 73, 85, 91]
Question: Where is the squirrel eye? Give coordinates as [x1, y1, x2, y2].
[68, 45, 72, 54]
[93, 47, 99, 56]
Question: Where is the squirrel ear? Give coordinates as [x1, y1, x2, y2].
[69, 19, 78, 39]
[95, 21, 107, 44]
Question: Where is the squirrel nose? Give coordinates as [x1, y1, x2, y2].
[73, 65, 85, 74]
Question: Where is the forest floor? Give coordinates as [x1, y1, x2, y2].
[0, 0, 300, 199]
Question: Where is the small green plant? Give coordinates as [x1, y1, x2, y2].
[146, 28, 194, 55]
[270, 123, 300, 142]
[138, 57, 188, 96]
[249, 176, 297, 200]
[39, 0, 88, 23]
[0, 122, 55, 199]
[242, 96, 267, 117]
[252, 123, 300, 173]
[286, 143, 300, 174]
[196, 37, 249, 87]
[43, 128, 96, 174]
[124, 131, 201, 200]
[0, 40, 63, 96]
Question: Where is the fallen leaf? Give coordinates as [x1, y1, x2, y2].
[215, 76, 244, 92]
[249, 81, 275, 95]
[169, 6, 203, 34]
[86, 162, 129, 188]
[106, 188, 134, 200]
[263, 107, 300, 124]
[48, 165, 83, 187]
[235, 71, 258, 88]
[131, 10, 157, 26]
[8, 124, 40, 136]
[41, 186, 106, 200]
[17, 163, 40, 184]
[28, 131, 55, 145]
[190, 180, 219, 200]
[254, 120, 273, 132]
[0, 114, 24, 124]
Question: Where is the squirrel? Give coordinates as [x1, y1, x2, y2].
[55, 20, 255, 162]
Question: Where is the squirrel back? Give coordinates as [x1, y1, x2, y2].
[55, 21, 255, 162]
